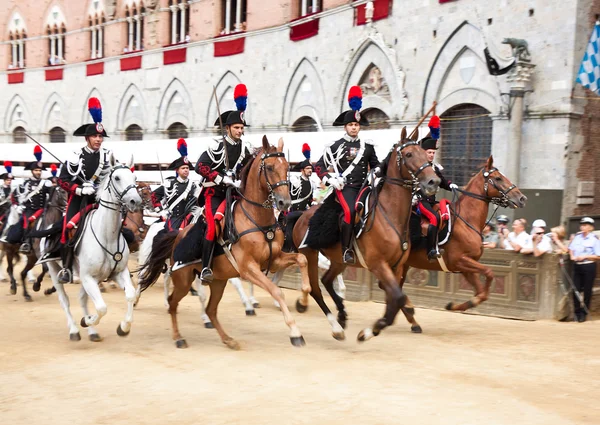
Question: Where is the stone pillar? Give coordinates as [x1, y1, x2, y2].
[301, 0, 307, 16]
[180, 3, 186, 43]
[135, 16, 141, 51]
[57, 35, 63, 61]
[91, 27, 97, 59]
[127, 18, 133, 51]
[170, 5, 177, 43]
[225, 0, 231, 34]
[11, 42, 17, 67]
[98, 26, 103, 58]
[311, 0, 318, 13]
[235, 0, 242, 31]
[18, 41, 24, 68]
[506, 59, 535, 186]
[50, 35, 56, 61]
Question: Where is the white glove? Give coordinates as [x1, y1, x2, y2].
[159, 210, 169, 220]
[223, 176, 241, 188]
[326, 176, 345, 191]
[81, 186, 96, 196]
[449, 183, 459, 190]
[17, 205, 25, 214]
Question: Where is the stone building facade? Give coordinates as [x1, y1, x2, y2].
[0, 0, 598, 224]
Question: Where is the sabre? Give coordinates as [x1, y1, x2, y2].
[24, 133, 86, 184]
[155, 152, 165, 186]
[212, 85, 230, 172]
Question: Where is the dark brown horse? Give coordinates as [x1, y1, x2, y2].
[123, 181, 152, 253]
[1, 185, 67, 301]
[397, 156, 527, 331]
[138, 136, 311, 349]
[292, 128, 441, 342]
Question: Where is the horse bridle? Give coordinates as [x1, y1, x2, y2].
[100, 165, 138, 211]
[482, 168, 517, 208]
[385, 140, 433, 190]
[237, 151, 290, 209]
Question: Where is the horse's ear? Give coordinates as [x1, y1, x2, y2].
[277, 137, 284, 152]
[125, 154, 134, 169]
[109, 151, 116, 167]
[486, 155, 494, 169]
[409, 129, 419, 141]
[400, 127, 407, 141]
[262, 135, 269, 151]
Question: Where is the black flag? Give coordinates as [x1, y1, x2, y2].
[484, 47, 515, 76]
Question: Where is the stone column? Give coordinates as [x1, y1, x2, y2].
[18, 41, 24, 68]
[127, 17, 133, 51]
[57, 35, 63, 61]
[235, 0, 242, 32]
[506, 59, 535, 186]
[50, 35, 56, 62]
[311, 0, 318, 13]
[225, 0, 231, 34]
[98, 26, 103, 58]
[179, 3, 186, 43]
[135, 16, 141, 51]
[91, 27, 97, 59]
[301, 0, 307, 16]
[170, 5, 177, 43]
[12, 42, 17, 67]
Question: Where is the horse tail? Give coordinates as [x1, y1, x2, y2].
[137, 230, 178, 292]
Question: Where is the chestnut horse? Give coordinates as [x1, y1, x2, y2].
[398, 156, 527, 331]
[138, 136, 311, 349]
[123, 181, 152, 253]
[292, 128, 441, 342]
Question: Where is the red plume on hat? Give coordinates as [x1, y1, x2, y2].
[50, 164, 58, 177]
[177, 138, 188, 158]
[302, 143, 311, 160]
[34, 145, 43, 162]
[4, 161, 13, 174]
[428, 115, 440, 140]
[234, 84, 248, 111]
[88, 97, 102, 124]
[348, 86, 363, 111]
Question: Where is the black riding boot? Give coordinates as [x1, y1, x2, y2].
[200, 238, 216, 284]
[426, 224, 442, 262]
[341, 222, 355, 264]
[19, 238, 32, 253]
[58, 245, 74, 284]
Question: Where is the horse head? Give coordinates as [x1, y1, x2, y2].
[480, 156, 527, 209]
[394, 127, 440, 196]
[102, 152, 143, 213]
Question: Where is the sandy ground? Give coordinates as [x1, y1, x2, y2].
[0, 268, 599, 425]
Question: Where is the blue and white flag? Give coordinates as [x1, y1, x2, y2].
[576, 22, 600, 94]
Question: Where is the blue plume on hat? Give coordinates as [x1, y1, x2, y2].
[177, 138, 188, 157]
[4, 161, 13, 174]
[428, 115, 440, 140]
[302, 143, 311, 159]
[234, 84, 248, 112]
[34, 145, 42, 162]
[88, 97, 102, 124]
[348, 86, 363, 111]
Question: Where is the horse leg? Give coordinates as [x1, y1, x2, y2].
[242, 262, 305, 347]
[7, 250, 17, 295]
[229, 277, 256, 315]
[112, 269, 136, 337]
[79, 274, 108, 328]
[48, 262, 80, 340]
[270, 270, 286, 309]
[19, 254, 35, 302]
[78, 287, 101, 341]
[446, 257, 493, 311]
[163, 268, 171, 310]
[247, 280, 260, 308]
[194, 277, 214, 328]
[0, 249, 7, 281]
[168, 269, 194, 348]
[205, 279, 240, 350]
[34, 263, 48, 293]
[358, 264, 407, 342]
[320, 261, 348, 330]
[398, 266, 422, 333]
[297, 248, 318, 311]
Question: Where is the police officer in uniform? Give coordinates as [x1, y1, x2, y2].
[290, 143, 315, 213]
[415, 134, 457, 261]
[568, 217, 600, 322]
[314, 86, 380, 264]
[55, 97, 111, 283]
[151, 139, 200, 232]
[194, 83, 253, 282]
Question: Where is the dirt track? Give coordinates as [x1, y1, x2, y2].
[0, 270, 599, 425]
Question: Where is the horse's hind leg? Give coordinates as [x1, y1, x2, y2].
[0, 249, 7, 281]
[33, 263, 48, 293]
[19, 254, 35, 302]
[168, 268, 194, 348]
[113, 269, 136, 337]
[320, 261, 348, 330]
[79, 287, 101, 341]
[398, 266, 422, 333]
[194, 277, 214, 328]
[446, 258, 493, 311]
[229, 277, 256, 315]
[7, 250, 17, 295]
[206, 279, 240, 350]
[48, 262, 80, 340]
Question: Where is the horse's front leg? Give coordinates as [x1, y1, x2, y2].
[79, 287, 102, 341]
[229, 277, 256, 315]
[7, 250, 17, 295]
[194, 277, 214, 328]
[242, 261, 305, 347]
[19, 254, 35, 302]
[79, 273, 108, 328]
[113, 268, 136, 337]
[358, 263, 407, 342]
[445, 257, 493, 312]
[319, 260, 348, 330]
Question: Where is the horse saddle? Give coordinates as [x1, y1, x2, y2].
[411, 199, 453, 246]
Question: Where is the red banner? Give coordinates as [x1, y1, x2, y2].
[290, 15, 320, 42]
[86, 62, 104, 76]
[7, 72, 24, 84]
[45, 68, 64, 81]
[356, 0, 391, 25]
[120, 55, 142, 71]
[163, 47, 187, 65]
[214, 36, 245, 57]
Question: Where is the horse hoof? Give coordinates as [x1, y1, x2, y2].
[24, 295, 33, 302]
[252, 302, 260, 309]
[69, 332, 81, 342]
[204, 322, 214, 329]
[44, 287, 56, 296]
[411, 325, 423, 334]
[445, 302, 454, 311]
[357, 328, 374, 343]
[33, 282, 41, 292]
[10, 285, 16, 295]
[295, 299, 308, 313]
[290, 336, 306, 347]
[245, 309, 256, 316]
[175, 339, 188, 349]
[89, 334, 103, 342]
[116, 324, 130, 337]
[224, 339, 241, 350]
[99, 286, 106, 293]
[80, 317, 89, 328]
[332, 331, 346, 341]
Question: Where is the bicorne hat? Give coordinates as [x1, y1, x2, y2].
[74, 97, 109, 138]
[214, 84, 249, 128]
[292, 143, 313, 172]
[167, 138, 192, 171]
[25, 146, 47, 171]
[333, 86, 369, 127]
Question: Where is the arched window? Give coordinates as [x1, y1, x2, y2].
[291, 116, 318, 132]
[89, 13, 105, 59]
[169, 0, 190, 44]
[125, 2, 145, 52]
[221, 0, 247, 35]
[125, 124, 144, 141]
[13, 126, 26, 144]
[49, 126, 66, 143]
[440, 104, 492, 186]
[362, 108, 390, 129]
[167, 122, 189, 139]
[8, 12, 27, 68]
[46, 6, 67, 65]
[299, 0, 322, 17]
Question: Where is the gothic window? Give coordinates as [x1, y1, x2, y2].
[221, 0, 247, 35]
[362, 108, 390, 129]
[440, 104, 493, 186]
[167, 122, 189, 139]
[8, 13, 26, 68]
[13, 126, 26, 144]
[169, 0, 190, 44]
[291, 116, 318, 132]
[46, 6, 67, 65]
[125, 2, 145, 52]
[49, 127, 66, 143]
[125, 124, 144, 141]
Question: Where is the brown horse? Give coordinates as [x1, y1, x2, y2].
[123, 181, 152, 253]
[1, 185, 67, 301]
[138, 136, 311, 349]
[292, 128, 441, 342]
[398, 156, 527, 331]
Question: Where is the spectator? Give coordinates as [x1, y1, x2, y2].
[483, 221, 499, 248]
[496, 214, 510, 246]
[550, 225, 569, 254]
[568, 217, 600, 322]
[502, 218, 533, 253]
[530, 219, 553, 257]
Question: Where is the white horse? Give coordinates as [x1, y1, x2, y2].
[44, 155, 141, 341]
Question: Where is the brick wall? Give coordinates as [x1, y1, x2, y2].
[574, 95, 600, 217]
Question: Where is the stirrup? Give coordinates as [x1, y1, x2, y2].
[57, 268, 72, 284]
[19, 243, 31, 253]
[200, 267, 213, 284]
[343, 249, 356, 265]
[427, 249, 441, 262]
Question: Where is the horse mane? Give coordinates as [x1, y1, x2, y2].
[95, 164, 115, 202]
[239, 145, 277, 192]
